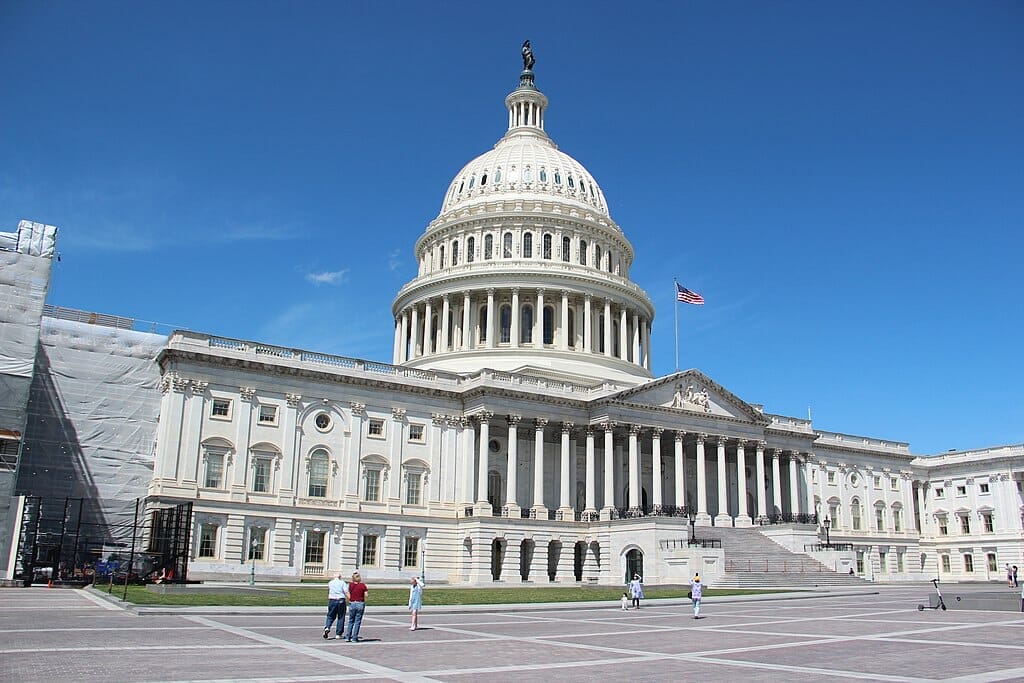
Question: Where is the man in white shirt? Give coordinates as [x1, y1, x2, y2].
[323, 572, 348, 639]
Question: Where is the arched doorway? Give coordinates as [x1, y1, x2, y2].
[491, 538, 504, 580]
[573, 541, 586, 581]
[520, 539, 533, 581]
[625, 548, 644, 583]
[547, 540, 561, 582]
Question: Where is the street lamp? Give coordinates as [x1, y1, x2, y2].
[688, 507, 697, 545]
[823, 517, 831, 548]
[249, 539, 258, 586]
[420, 544, 425, 583]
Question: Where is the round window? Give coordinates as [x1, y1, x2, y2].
[488, 439, 501, 453]
[850, 474, 858, 486]
[315, 413, 332, 432]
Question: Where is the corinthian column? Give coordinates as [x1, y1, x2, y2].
[474, 411, 493, 515]
[674, 431, 686, 509]
[696, 434, 711, 524]
[532, 418, 548, 516]
[558, 422, 574, 519]
[651, 428, 663, 510]
[584, 428, 596, 519]
[714, 437, 732, 527]
[628, 425, 641, 510]
[735, 441, 751, 527]
[440, 295, 450, 353]
[789, 453, 801, 515]
[755, 441, 767, 519]
[504, 415, 521, 516]
[771, 449, 783, 516]
[600, 423, 615, 520]
[510, 288, 520, 348]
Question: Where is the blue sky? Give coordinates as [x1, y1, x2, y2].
[2, 1, 1021, 455]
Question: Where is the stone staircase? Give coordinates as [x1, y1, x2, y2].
[701, 527, 868, 587]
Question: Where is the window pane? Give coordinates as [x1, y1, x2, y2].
[523, 232, 533, 258]
[361, 534, 378, 565]
[407, 473, 421, 505]
[305, 531, 325, 564]
[253, 459, 270, 493]
[404, 537, 419, 567]
[500, 305, 511, 343]
[365, 469, 380, 501]
[198, 525, 217, 558]
[308, 451, 328, 497]
[205, 454, 224, 488]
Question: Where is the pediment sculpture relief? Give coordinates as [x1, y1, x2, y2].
[671, 382, 711, 413]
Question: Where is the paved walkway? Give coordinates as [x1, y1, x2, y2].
[2, 584, 1023, 681]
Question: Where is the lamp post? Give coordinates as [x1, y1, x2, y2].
[823, 517, 831, 548]
[421, 544, 425, 583]
[249, 539, 258, 586]
[688, 507, 697, 545]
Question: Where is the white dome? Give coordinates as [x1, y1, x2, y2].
[440, 133, 609, 217]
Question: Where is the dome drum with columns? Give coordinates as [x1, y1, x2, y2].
[393, 57, 654, 386]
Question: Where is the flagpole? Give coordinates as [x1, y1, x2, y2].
[673, 278, 679, 372]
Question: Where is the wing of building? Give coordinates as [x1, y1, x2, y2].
[2, 56, 1022, 586]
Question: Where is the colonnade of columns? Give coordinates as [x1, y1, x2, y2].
[467, 414, 809, 527]
[393, 288, 652, 369]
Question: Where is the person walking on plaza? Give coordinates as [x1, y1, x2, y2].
[408, 576, 424, 630]
[1013, 565, 1019, 588]
[628, 573, 644, 609]
[1008, 564, 1015, 588]
[620, 591, 630, 610]
[323, 572, 348, 640]
[344, 571, 369, 642]
[690, 573, 704, 619]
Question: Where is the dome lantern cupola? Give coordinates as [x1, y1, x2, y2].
[505, 41, 548, 136]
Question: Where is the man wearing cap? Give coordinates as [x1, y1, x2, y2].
[689, 573, 704, 619]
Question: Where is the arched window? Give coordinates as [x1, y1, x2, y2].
[467, 236, 476, 263]
[480, 172, 488, 186]
[579, 240, 587, 265]
[543, 306, 554, 345]
[499, 304, 512, 343]
[554, 170, 562, 185]
[494, 168, 502, 184]
[561, 236, 571, 262]
[439, 244, 445, 269]
[520, 305, 533, 343]
[597, 314, 605, 353]
[542, 233, 552, 259]
[606, 251, 613, 273]
[539, 168, 547, 183]
[308, 449, 329, 498]
[468, 175, 475, 189]
[567, 310, 575, 348]
[851, 499, 862, 531]
[478, 305, 488, 343]
[522, 232, 533, 258]
[503, 232, 513, 258]
[594, 245, 602, 268]
[484, 234, 493, 260]
[568, 175, 575, 189]
[523, 167, 533, 182]
[612, 320, 620, 357]
[451, 239, 460, 266]
[430, 315, 439, 351]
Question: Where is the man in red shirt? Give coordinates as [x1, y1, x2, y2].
[344, 571, 369, 642]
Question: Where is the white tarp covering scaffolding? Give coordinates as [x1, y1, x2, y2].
[17, 316, 167, 549]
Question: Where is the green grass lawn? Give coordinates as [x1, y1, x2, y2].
[98, 584, 788, 607]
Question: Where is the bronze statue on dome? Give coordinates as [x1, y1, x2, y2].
[522, 40, 535, 71]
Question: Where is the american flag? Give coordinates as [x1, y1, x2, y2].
[676, 283, 705, 305]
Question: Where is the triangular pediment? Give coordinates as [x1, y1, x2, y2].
[606, 370, 769, 424]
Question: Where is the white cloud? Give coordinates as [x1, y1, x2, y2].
[305, 268, 349, 285]
[388, 249, 402, 271]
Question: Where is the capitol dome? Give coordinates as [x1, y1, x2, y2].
[391, 52, 654, 387]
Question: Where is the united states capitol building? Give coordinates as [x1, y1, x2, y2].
[2, 51, 1021, 586]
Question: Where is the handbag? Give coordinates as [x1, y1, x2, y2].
[688, 590, 693, 599]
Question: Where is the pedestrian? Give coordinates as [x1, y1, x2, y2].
[408, 576, 424, 631]
[620, 591, 630, 610]
[344, 571, 369, 642]
[1013, 565, 1019, 588]
[690, 573, 704, 619]
[1008, 564, 1014, 588]
[628, 573, 644, 609]
[323, 572, 347, 640]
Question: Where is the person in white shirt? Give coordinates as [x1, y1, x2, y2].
[690, 574, 704, 619]
[323, 572, 348, 639]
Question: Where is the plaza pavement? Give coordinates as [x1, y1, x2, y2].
[1, 583, 1023, 682]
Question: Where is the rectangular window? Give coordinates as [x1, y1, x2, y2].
[956, 485, 966, 496]
[935, 487, 945, 498]
[963, 554, 974, 572]
[368, 419, 385, 438]
[893, 509, 902, 532]
[897, 553, 904, 573]
[252, 458, 271, 493]
[198, 524, 218, 558]
[811, 469, 817, 483]
[827, 471, 836, 485]
[211, 398, 231, 418]
[308, 456, 328, 498]
[891, 478, 899, 491]
[875, 508, 884, 531]
[960, 516, 970, 534]
[204, 453, 224, 489]
[941, 555, 951, 573]
[406, 472, 421, 505]
[879, 551, 887, 572]
[408, 424, 425, 442]
[258, 405, 277, 425]
[361, 534, 378, 566]
[365, 469, 381, 502]
[873, 476, 881, 489]
[856, 552, 864, 573]
[304, 531, 325, 565]
[403, 536, 419, 568]
[983, 513, 993, 533]
[987, 553, 997, 572]
[248, 527, 266, 560]
[979, 483, 989, 494]
[938, 518, 948, 535]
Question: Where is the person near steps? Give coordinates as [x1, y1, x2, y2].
[323, 572, 347, 640]
[344, 572, 369, 642]
[408, 576, 424, 630]
[690, 574, 704, 619]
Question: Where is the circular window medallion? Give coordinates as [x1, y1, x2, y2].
[488, 439, 500, 453]
[314, 413, 332, 432]
[850, 474, 858, 487]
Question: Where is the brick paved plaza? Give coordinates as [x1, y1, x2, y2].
[2, 584, 1023, 682]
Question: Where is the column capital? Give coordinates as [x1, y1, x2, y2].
[756, 440, 767, 451]
[561, 421, 575, 434]
[511, 286, 519, 295]
[507, 414, 522, 426]
[391, 407, 407, 421]
[712, 435, 726, 446]
[486, 287, 495, 296]
[598, 421, 616, 432]
[191, 380, 208, 396]
[771, 449, 781, 460]
[695, 432, 708, 444]
[239, 386, 256, 402]
[651, 426, 664, 437]
[584, 293, 592, 302]
[628, 424, 643, 435]
[674, 430, 685, 443]
[560, 289, 569, 298]
[534, 417, 549, 429]
[285, 392, 301, 407]
[350, 402, 366, 416]
[476, 410, 494, 422]
[431, 413, 447, 427]
[584, 427, 595, 438]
